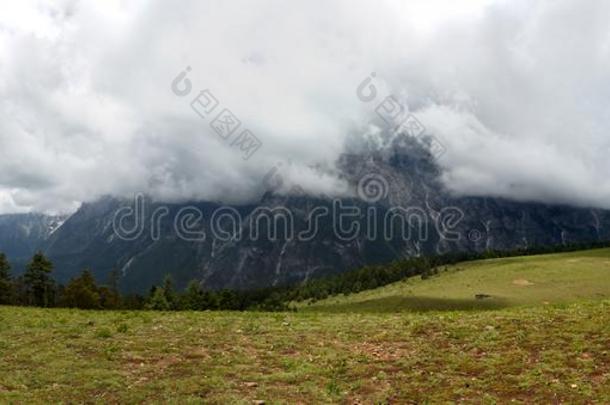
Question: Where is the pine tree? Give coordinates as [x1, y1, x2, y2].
[108, 267, 120, 294]
[0, 253, 14, 305]
[100, 268, 121, 309]
[200, 290, 218, 310]
[61, 269, 101, 309]
[162, 275, 177, 310]
[183, 280, 202, 310]
[218, 289, 239, 310]
[147, 287, 170, 311]
[23, 252, 55, 307]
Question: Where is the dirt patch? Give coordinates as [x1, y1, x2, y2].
[156, 356, 181, 369]
[184, 348, 210, 360]
[356, 342, 409, 362]
[513, 279, 534, 286]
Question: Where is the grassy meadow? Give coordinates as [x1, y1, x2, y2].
[1, 249, 610, 403]
[305, 248, 610, 313]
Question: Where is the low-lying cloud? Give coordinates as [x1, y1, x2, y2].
[1, 0, 609, 214]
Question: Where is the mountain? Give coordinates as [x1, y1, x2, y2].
[22, 137, 606, 293]
[1, 137, 609, 293]
[0, 213, 67, 271]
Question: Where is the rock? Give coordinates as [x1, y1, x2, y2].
[513, 279, 534, 286]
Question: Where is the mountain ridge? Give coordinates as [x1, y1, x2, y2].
[1, 138, 609, 293]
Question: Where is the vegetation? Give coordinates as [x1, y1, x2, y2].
[22, 252, 55, 307]
[0, 253, 12, 305]
[1, 248, 609, 402]
[304, 248, 610, 312]
[60, 270, 121, 310]
[0, 240, 609, 312]
[282, 240, 610, 304]
[0, 300, 609, 402]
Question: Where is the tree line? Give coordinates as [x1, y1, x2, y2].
[1, 240, 608, 311]
[0, 252, 122, 309]
[0, 251, 286, 311]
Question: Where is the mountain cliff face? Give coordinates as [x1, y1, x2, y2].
[0, 213, 67, 271]
[2, 139, 609, 293]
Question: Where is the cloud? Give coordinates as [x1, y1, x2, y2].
[0, 0, 609, 214]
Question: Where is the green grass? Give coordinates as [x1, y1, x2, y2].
[304, 248, 610, 313]
[1, 249, 610, 403]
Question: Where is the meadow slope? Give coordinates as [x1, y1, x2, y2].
[305, 248, 610, 313]
[1, 249, 610, 403]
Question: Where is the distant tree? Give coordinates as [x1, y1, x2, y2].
[162, 275, 177, 310]
[12, 276, 28, 306]
[200, 290, 219, 310]
[61, 270, 101, 309]
[23, 252, 55, 307]
[108, 268, 120, 294]
[218, 289, 239, 310]
[258, 292, 288, 311]
[99, 268, 121, 309]
[0, 253, 14, 305]
[147, 287, 170, 311]
[98, 286, 121, 309]
[182, 280, 202, 310]
[122, 294, 145, 310]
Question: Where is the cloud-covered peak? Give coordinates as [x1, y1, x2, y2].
[1, 0, 609, 214]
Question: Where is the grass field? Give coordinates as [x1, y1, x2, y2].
[305, 248, 610, 313]
[1, 249, 610, 403]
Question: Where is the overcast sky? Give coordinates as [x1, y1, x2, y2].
[1, 0, 610, 214]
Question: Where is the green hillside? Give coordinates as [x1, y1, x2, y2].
[1, 249, 610, 403]
[304, 248, 610, 313]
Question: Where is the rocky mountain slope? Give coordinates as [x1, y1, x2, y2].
[2, 138, 609, 293]
[0, 213, 67, 270]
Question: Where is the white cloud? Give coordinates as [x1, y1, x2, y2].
[0, 0, 609, 214]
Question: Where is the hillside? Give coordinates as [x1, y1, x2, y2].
[1, 249, 610, 402]
[0, 301, 609, 403]
[304, 248, 610, 313]
[0, 213, 66, 271]
[4, 142, 610, 293]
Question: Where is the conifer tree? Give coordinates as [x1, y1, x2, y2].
[0, 253, 14, 305]
[23, 252, 55, 307]
[147, 287, 170, 311]
[162, 275, 177, 310]
[61, 269, 101, 309]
